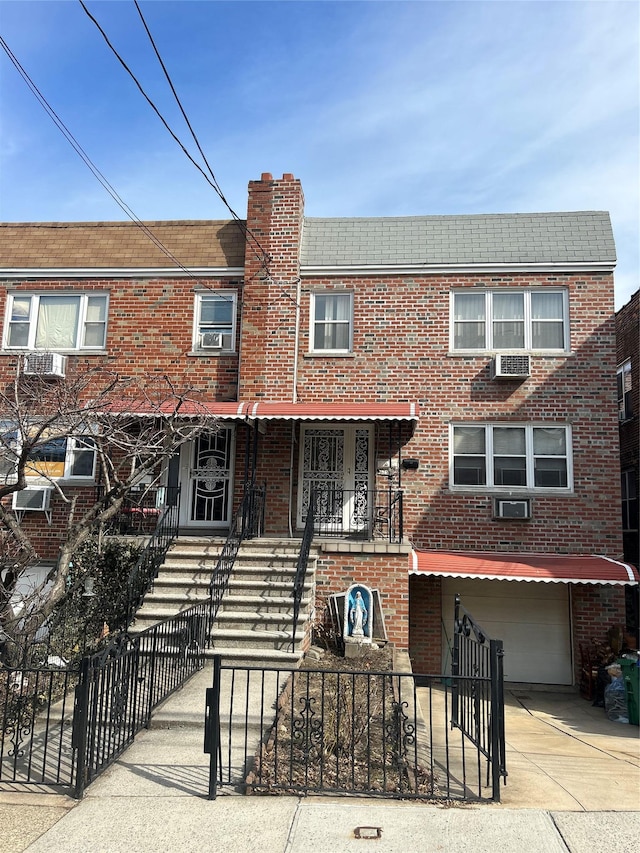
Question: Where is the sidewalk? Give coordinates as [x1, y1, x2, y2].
[1, 664, 638, 853]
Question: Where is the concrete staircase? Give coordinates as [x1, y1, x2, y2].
[130, 536, 317, 667]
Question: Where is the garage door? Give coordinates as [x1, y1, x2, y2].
[441, 578, 572, 685]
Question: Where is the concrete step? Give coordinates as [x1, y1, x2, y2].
[209, 627, 303, 651]
[215, 610, 297, 631]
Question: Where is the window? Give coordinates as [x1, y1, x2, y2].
[311, 292, 353, 353]
[451, 289, 568, 351]
[617, 360, 633, 422]
[451, 424, 571, 490]
[5, 293, 108, 350]
[193, 292, 236, 352]
[621, 469, 638, 534]
[21, 433, 97, 481]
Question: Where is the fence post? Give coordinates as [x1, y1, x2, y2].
[71, 655, 91, 799]
[451, 594, 461, 728]
[489, 638, 506, 802]
[204, 654, 222, 800]
[145, 627, 159, 726]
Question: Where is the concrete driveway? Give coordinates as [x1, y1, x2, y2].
[499, 687, 639, 810]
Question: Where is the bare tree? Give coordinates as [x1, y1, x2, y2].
[0, 364, 217, 664]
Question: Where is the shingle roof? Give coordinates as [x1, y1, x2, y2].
[300, 212, 616, 267]
[0, 220, 245, 269]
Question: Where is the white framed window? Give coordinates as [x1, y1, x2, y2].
[15, 432, 96, 482]
[4, 293, 108, 350]
[621, 469, 638, 534]
[193, 291, 237, 352]
[451, 289, 568, 352]
[310, 291, 353, 353]
[617, 360, 633, 422]
[450, 423, 572, 491]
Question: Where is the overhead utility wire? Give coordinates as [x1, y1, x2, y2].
[130, 1, 303, 308]
[79, 0, 272, 280]
[0, 36, 211, 283]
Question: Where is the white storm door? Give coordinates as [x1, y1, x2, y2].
[298, 425, 373, 532]
[179, 428, 234, 527]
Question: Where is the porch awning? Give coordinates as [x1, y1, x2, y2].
[243, 402, 420, 421]
[97, 400, 250, 418]
[410, 549, 639, 585]
[99, 400, 419, 421]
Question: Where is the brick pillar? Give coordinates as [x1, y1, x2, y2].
[238, 173, 304, 400]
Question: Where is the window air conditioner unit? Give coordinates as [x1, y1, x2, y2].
[200, 332, 223, 349]
[23, 352, 67, 378]
[491, 354, 530, 379]
[12, 486, 52, 513]
[494, 498, 531, 520]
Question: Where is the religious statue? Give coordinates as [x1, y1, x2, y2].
[349, 591, 368, 638]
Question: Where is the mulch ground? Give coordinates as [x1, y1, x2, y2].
[246, 644, 440, 797]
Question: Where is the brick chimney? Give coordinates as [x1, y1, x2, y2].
[238, 173, 305, 400]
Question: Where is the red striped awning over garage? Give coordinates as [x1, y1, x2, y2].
[410, 550, 639, 585]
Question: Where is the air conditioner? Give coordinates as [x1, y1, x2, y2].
[494, 498, 531, 520]
[200, 332, 223, 349]
[23, 352, 67, 378]
[491, 354, 531, 379]
[12, 487, 52, 512]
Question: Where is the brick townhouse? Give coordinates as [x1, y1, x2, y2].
[616, 288, 639, 642]
[0, 172, 637, 684]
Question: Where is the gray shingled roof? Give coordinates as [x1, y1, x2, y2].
[300, 212, 616, 267]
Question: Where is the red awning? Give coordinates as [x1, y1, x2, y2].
[410, 550, 639, 585]
[244, 402, 419, 421]
[99, 400, 419, 422]
[98, 400, 249, 419]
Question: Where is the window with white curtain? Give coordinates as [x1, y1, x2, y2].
[451, 289, 568, 351]
[5, 293, 108, 350]
[617, 360, 633, 421]
[311, 291, 353, 353]
[451, 424, 571, 490]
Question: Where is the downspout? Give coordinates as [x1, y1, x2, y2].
[289, 275, 302, 537]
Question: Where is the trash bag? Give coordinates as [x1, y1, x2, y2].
[604, 676, 628, 724]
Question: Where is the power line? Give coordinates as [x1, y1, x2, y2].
[0, 35, 236, 304]
[79, 0, 272, 278]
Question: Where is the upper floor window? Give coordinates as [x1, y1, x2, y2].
[617, 360, 633, 422]
[451, 423, 572, 491]
[621, 469, 638, 534]
[5, 293, 108, 350]
[451, 289, 568, 352]
[193, 292, 236, 352]
[311, 291, 353, 353]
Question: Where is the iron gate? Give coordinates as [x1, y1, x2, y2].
[451, 594, 507, 796]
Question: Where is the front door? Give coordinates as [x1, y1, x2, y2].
[297, 425, 373, 533]
[179, 428, 234, 528]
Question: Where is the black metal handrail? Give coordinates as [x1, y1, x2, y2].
[123, 486, 181, 629]
[291, 488, 316, 651]
[312, 487, 404, 542]
[207, 484, 265, 639]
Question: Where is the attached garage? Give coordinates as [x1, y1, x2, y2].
[441, 578, 572, 684]
[411, 550, 639, 686]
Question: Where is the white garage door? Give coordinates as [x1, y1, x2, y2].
[441, 578, 573, 685]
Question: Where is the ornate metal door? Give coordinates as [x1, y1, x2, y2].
[298, 425, 372, 532]
[180, 429, 234, 527]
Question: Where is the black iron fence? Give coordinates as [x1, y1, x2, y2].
[205, 654, 505, 802]
[0, 600, 207, 797]
[312, 487, 403, 542]
[451, 594, 507, 797]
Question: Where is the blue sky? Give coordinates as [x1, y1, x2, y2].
[1, 0, 638, 307]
